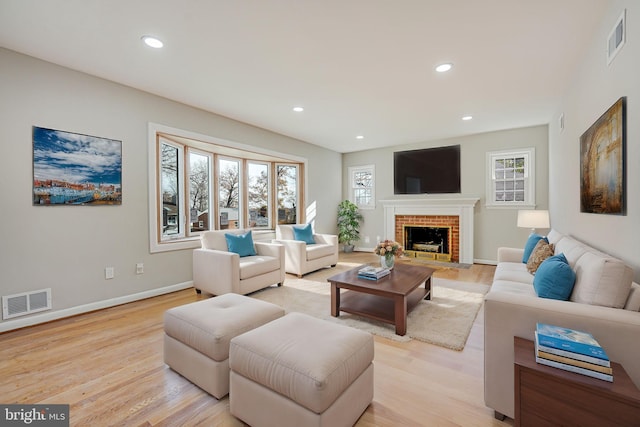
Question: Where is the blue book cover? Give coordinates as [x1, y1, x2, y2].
[536, 323, 609, 361]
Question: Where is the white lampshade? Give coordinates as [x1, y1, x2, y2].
[517, 210, 550, 231]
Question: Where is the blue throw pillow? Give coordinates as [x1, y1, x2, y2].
[523, 234, 548, 263]
[293, 224, 316, 245]
[533, 253, 576, 300]
[225, 231, 257, 257]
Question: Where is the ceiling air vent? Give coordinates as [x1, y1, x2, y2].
[607, 9, 626, 65]
[2, 288, 52, 320]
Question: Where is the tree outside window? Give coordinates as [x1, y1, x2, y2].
[277, 164, 298, 224]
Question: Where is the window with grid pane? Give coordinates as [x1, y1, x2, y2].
[349, 165, 375, 209]
[486, 148, 535, 208]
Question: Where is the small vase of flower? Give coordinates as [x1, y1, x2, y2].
[374, 240, 403, 270]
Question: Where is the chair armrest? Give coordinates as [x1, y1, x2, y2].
[192, 248, 240, 295]
[273, 239, 306, 273]
[254, 241, 284, 259]
[497, 247, 524, 263]
[314, 233, 338, 246]
[272, 239, 306, 253]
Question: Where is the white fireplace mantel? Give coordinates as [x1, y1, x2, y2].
[380, 198, 479, 264]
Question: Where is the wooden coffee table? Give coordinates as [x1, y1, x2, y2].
[327, 262, 435, 336]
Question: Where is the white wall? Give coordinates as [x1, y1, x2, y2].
[342, 125, 549, 262]
[549, 0, 640, 282]
[0, 48, 342, 329]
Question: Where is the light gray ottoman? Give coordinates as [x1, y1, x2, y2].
[229, 312, 374, 427]
[163, 293, 284, 399]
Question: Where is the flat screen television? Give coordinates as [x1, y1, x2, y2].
[393, 145, 461, 194]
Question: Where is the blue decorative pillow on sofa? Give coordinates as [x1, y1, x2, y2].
[533, 253, 576, 300]
[293, 224, 316, 245]
[225, 231, 257, 257]
[523, 234, 548, 263]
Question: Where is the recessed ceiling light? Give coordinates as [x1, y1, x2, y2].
[435, 63, 453, 73]
[292, 106, 304, 112]
[142, 35, 164, 49]
[356, 135, 364, 140]
[462, 115, 473, 121]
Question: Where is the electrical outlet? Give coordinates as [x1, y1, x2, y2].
[136, 263, 144, 274]
[105, 267, 114, 280]
[364, 236, 370, 244]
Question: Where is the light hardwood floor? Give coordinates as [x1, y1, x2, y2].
[0, 253, 511, 427]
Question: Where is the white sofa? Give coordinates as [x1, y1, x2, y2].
[484, 229, 640, 421]
[274, 225, 339, 277]
[193, 230, 285, 296]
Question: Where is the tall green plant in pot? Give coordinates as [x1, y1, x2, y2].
[337, 200, 363, 252]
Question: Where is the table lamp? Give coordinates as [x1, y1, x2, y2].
[517, 210, 550, 234]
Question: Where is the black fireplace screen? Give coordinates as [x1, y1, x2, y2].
[403, 226, 450, 255]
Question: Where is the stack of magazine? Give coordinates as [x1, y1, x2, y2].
[534, 323, 612, 382]
[357, 266, 390, 281]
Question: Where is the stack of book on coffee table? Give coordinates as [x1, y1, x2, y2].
[357, 266, 390, 281]
[534, 323, 612, 382]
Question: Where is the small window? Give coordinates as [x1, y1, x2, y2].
[349, 165, 375, 209]
[486, 148, 535, 208]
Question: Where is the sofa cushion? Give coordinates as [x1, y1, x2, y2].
[523, 234, 547, 263]
[546, 229, 564, 245]
[239, 255, 280, 280]
[293, 223, 316, 245]
[624, 283, 640, 311]
[225, 231, 257, 257]
[526, 240, 555, 274]
[533, 254, 576, 300]
[553, 236, 590, 268]
[570, 251, 633, 308]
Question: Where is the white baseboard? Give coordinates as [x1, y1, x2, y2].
[0, 281, 193, 333]
[474, 258, 498, 265]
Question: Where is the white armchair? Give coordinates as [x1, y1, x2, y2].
[274, 224, 339, 277]
[193, 229, 285, 296]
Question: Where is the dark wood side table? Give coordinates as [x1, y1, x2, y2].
[514, 336, 640, 426]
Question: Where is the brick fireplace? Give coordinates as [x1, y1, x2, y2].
[380, 198, 479, 264]
[395, 215, 459, 262]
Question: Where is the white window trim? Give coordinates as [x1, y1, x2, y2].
[349, 164, 375, 210]
[148, 122, 307, 253]
[485, 147, 536, 209]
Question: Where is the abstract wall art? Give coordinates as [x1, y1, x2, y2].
[580, 97, 626, 215]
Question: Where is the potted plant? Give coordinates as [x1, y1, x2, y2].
[337, 200, 363, 252]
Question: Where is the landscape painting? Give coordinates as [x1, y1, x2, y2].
[580, 97, 626, 215]
[33, 126, 122, 205]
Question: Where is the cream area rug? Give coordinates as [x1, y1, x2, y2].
[249, 262, 489, 351]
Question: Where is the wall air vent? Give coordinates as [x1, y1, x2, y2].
[2, 288, 52, 320]
[607, 9, 626, 65]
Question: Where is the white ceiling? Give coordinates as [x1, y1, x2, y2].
[0, 0, 610, 153]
